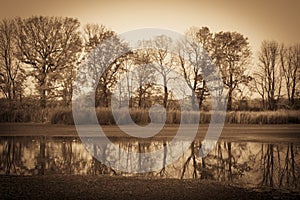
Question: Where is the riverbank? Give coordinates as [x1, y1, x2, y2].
[1, 123, 300, 143]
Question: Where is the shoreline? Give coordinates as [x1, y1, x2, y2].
[0, 123, 300, 143]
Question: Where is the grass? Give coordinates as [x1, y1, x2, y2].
[0, 107, 55, 123]
[226, 110, 300, 124]
[1, 106, 300, 125]
[54, 108, 300, 125]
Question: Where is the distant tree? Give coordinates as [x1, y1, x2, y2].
[251, 70, 267, 110]
[59, 62, 79, 106]
[176, 27, 213, 110]
[0, 19, 24, 104]
[81, 28, 130, 107]
[83, 23, 115, 54]
[280, 44, 300, 107]
[212, 31, 252, 111]
[131, 50, 157, 109]
[141, 35, 175, 108]
[187, 26, 213, 53]
[15, 16, 82, 108]
[81, 24, 131, 107]
[256, 40, 282, 110]
[122, 57, 135, 108]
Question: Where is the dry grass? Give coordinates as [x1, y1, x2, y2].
[51, 108, 300, 125]
[1, 107, 299, 124]
[226, 110, 300, 124]
[0, 107, 58, 123]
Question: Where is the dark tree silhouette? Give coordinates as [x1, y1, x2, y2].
[177, 29, 210, 110]
[256, 40, 282, 110]
[280, 44, 300, 107]
[0, 19, 24, 104]
[212, 31, 252, 111]
[142, 35, 176, 108]
[15, 16, 82, 108]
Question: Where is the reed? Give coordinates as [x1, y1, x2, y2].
[1, 107, 299, 124]
[51, 109, 300, 124]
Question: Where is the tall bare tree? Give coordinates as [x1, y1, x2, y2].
[212, 31, 252, 111]
[15, 16, 82, 108]
[142, 35, 175, 108]
[176, 27, 213, 110]
[131, 50, 156, 108]
[280, 44, 300, 107]
[187, 26, 213, 53]
[0, 19, 24, 103]
[257, 40, 282, 110]
[81, 25, 130, 107]
[252, 70, 267, 110]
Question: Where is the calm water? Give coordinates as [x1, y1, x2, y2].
[0, 136, 299, 190]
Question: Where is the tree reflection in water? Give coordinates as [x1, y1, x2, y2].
[260, 143, 297, 188]
[0, 136, 299, 190]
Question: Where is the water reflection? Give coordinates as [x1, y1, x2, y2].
[0, 136, 299, 190]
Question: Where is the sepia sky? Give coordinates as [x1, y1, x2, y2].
[0, 0, 299, 61]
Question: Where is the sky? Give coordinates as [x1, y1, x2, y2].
[0, 0, 299, 61]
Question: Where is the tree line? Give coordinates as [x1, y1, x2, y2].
[0, 16, 299, 111]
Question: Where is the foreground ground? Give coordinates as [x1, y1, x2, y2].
[0, 175, 299, 200]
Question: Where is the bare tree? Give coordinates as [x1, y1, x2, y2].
[114, 53, 148, 109]
[81, 24, 131, 107]
[280, 44, 300, 107]
[83, 23, 115, 54]
[122, 57, 135, 108]
[176, 28, 211, 110]
[187, 26, 213, 53]
[142, 35, 175, 108]
[15, 16, 82, 108]
[131, 51, 156, 108]
[212, 31, 252, 111]
[257, 40, 282, 110]
[59, 63, 79, 106]
[0, 19, 24, 103]
[251, 70, 267, 110]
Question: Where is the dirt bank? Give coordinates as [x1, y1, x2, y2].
[0, 123, 300, 143]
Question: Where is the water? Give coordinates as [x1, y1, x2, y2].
[0, 136, 299, 190]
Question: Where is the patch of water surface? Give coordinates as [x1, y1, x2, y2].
[0, 136, 299, 191]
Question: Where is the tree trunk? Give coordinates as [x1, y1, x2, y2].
[40, 70, 47, 108]
[227, 69, 233, 111]
[40, 88, 46, 108]
[191, 93, 197, 110]
[102, 85, 109, 108]
[291, 76, 297, 105]
[138, 86, 143, 109]
[163, 85, 168, 109]
[227, 88, 233, 111]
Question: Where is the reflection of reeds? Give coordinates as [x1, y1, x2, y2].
[1, 107, 300, 124]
